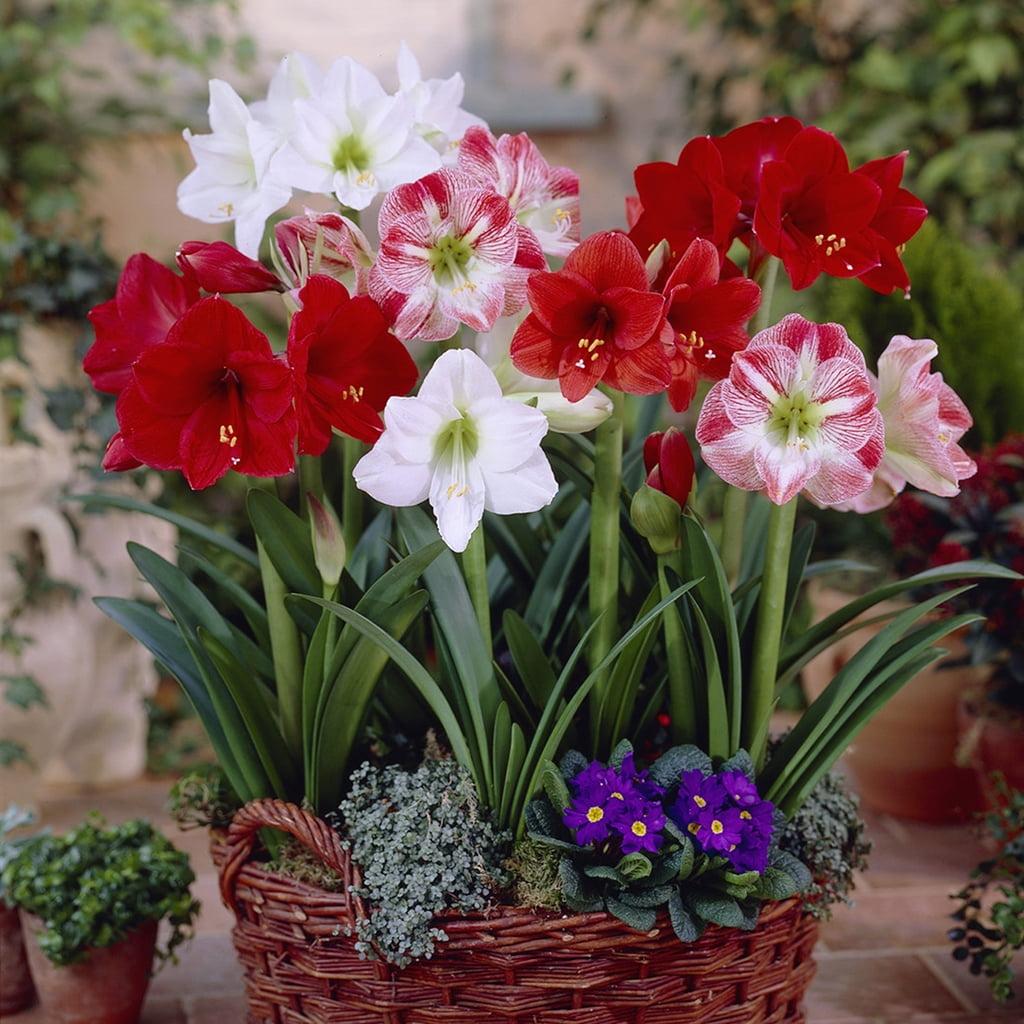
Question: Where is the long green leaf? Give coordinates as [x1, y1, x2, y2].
[302, 597, 478, 791]
[523, 502, 590, 641]
[199, 629, 298, 799]
[311, 591, 429, 811]
[499, 723, 526, 826]
[503, 610, 559, 714]
[67, 493, 259, 567]
[246, 489, 320, 596]
[177, 544, 269, 649]
[781, 561, 1020, 670]
[301, 610, 331, 792]
[685, 598, 731, 759]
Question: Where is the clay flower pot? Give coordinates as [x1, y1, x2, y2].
[803, 585, 986, 823]
[957, 692, 1024, 804]
[20, 914, 158, 1024]
[0, 901, 35, 1014]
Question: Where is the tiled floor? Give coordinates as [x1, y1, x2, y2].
[4, 777, 1021, 1023]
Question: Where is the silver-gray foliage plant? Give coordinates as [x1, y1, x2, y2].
[335, 757, 510, 966]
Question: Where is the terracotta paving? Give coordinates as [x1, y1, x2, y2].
[3, 777, 1021, 1024]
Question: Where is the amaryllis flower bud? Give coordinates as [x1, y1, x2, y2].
[643, 428, 695, 509]
[308, 493, 346, 588]
[273, 210, 374, 294]
[630, 484, 683, 555]
[176, 240, 281, 294]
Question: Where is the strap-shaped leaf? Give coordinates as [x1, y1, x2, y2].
[199, 628, 298, 799]
[503, 610, 559, 715]
[684, 598, 731, 759]
[246, 489, 319, 596]
[499, 723, 526, 826]
[523, 502, 590, 642]
[177, 544, 269, 649]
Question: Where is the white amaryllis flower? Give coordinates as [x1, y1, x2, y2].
[249, 52, 323, 140]
[177, 80, 292, 258]
[835, 336, 976, 513]
[475, 316, 612, 433]
[270, 57, 440, 211]
[457, 126, 580, 257]
[353, 349, 558, 552]
[396, 42, 485, 161]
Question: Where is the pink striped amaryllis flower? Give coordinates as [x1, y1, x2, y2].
[456, 126, 580, 257]
[835, 336, 976, 513]
[370, 168, 545, 342]
[696, 313, 883, 506]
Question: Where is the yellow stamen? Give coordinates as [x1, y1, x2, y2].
[218, 424, 238, 448]
[586, 806, 604, 823]
[693, 795, 707, 808]
[680, 329, 704, 349]
[631, 821, 648, 837]
[445, 482, 469, 499]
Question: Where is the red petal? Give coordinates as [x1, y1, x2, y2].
[176, 240, 280, 294]
[179, 393, 237, 490]
[526, 270, 596, 337]
[558, 342, 611, 402]
[510, 315, 562, 379]
[604, 339, 672, 396]
[604, 287, 666, 350]
[84, 298, 135, 394]
[643, 431, 663, 475]
[563, 231, 648, 293]
[663, 238, 721, 294]
[101, 431, 142, 472]
[114, 384, 188, 471]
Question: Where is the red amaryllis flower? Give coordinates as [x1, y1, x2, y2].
[510, 231, 669, 402]
[852, 152, 928, 296]
[644, 427, 695, 508]
[660, 238, 762, 412]
[84, 254, 199, 394]
[113, 296, 296, 489]
[628, 137, 741, 268]
[287, 275, 418, 454]
[176, 240, 281, 294]
[713, 116, 803, 239]
[753, 127, 882, 290]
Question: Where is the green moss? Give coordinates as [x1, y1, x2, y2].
[506, 839, 563, 911]
[167, 764, 240, 831]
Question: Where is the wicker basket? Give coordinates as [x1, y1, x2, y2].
[214, 799, 820, 1024]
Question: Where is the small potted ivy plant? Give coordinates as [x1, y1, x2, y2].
[1, 816, 199, 1024]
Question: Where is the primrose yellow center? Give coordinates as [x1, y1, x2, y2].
[710, 819, 724, 835]
[693, 795, 707, 808]
[687, 822, 701, 835]
[740, 810, 752, 820]
[611, 791, 625, 800]
[631, 821, 647, 837]
[586, 806, 604, 823]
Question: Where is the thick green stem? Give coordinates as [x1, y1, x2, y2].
[342, 435, 363, 555]
[297, 454, 323, 516]
[257, 537, 304, 757]
[659, 549, 698, 746]
[746, 497, 797, 767]
[754, 256, 781, 333]
[720, 487, 748, 586]
[461, 525, 492, 655]
[588, 389, 624, 739]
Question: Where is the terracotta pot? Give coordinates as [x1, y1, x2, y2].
[957, 693, 1024, 803]
[803, 586, 986, 823]
[0, 900, 35, 1014]
[20, 914, 158, 1024]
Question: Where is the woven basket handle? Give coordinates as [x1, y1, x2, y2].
[219, 798, 359, 912]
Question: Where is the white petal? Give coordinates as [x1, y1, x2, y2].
[382, 395, 452, 463]
[375, 135, 443, 190]
[353, 435, 431, 507]
[482, 448, 558, 515]
[396, 41, 422, 90]
[472, 396, 549, 471]
[418, 349, 503, 409]
[270, 142, 334, 195]
[207, 80, 251, 137]
[429, 453, 485, 552]
[233, 185, 290, 257]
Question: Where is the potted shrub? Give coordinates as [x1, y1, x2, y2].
[948, 777, 1024, 1003]
[887, 437, 1024, 801]
[0, 805, 40, 1015]
[77, 45, 1018, 1023]
[1, 817, 198, 1024]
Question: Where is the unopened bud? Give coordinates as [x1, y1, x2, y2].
[630, 484, 682, 555]
[308, 494, 346, 588]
